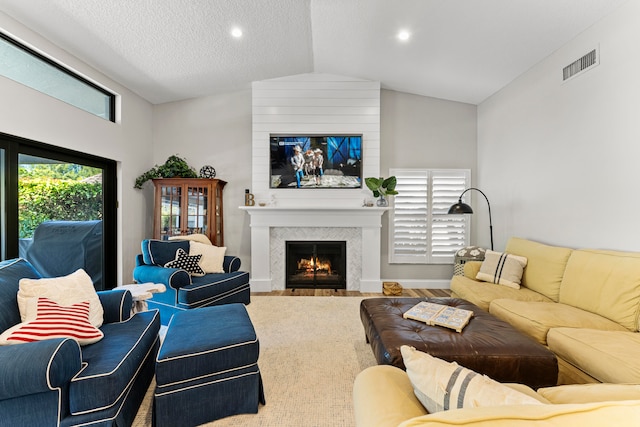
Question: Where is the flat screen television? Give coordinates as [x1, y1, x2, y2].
[269, 135, 362, 189]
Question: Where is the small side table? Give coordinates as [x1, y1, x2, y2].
[116, 283, 166, 314]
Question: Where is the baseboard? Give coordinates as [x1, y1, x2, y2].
[249, 279, 272, 293]
[381, 279, 451, 289]
[250, 278, 451, 292]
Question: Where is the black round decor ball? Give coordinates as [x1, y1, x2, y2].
[199, 165, 216, 178]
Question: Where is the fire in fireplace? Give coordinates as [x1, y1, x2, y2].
[286, 241, 346, 289]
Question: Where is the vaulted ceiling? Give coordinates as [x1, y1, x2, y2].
[0, 0, 628, 105]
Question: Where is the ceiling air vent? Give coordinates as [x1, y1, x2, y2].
[563, 48, 599, 81]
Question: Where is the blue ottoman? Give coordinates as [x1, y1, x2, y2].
[154, 304, 265, 426]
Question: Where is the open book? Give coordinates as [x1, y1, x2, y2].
[403, 301, 474, 333]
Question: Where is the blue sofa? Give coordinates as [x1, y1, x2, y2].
[133, 239, 250, 325]
[0, 258, 160, 427]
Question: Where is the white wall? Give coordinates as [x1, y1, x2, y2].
[0, 12, 154, 283]
[478, 0, 640, 252]
[380, 90, 477, 284]
[152, 90, 254, 261]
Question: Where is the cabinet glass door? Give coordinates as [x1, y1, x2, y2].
[186, 185, 208, 235]
[214, 185, 222, 245]
[160, 185, 181, 238]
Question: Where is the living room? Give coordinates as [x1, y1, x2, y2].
[1, 1, 639, 426]
[1, 1, 638, 287]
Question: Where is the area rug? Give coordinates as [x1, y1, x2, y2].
[132, 296, 378, 426]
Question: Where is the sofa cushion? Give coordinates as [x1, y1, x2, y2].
[559, 249, 640, 331]
[489, 300, 628, 345]
[0, 258, 41, 333]
[397, 400, 640, 427]
[450, 275, 552, 312]
[537, 383, 640, 404]
[547, 328, 640, 384]
[18, 268, 104, 327]
[505, 237, 573, 302]
[400, 345, 542, 414]
[476, 250, 527, 289]
[141, 239, 189, 266]
[354, 365, 429, 427]
[0, 297, 103, 346]
[69, 309, 160, 415]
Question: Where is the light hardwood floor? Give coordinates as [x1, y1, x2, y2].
[251, 288, 452, 298]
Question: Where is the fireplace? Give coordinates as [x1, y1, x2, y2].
[286, 241, 346, 289]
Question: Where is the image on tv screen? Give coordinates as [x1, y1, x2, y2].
[270, 135, 362, 189]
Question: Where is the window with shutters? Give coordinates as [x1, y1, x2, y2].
[389, 169, 471, 264]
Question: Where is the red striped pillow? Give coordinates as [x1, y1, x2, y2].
[0, 297, 104, 346]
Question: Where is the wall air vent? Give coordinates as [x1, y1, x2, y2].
[563, 48, 599, 81]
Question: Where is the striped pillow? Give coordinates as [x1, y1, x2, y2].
[401, 345, 542, 413]
[0, 297, 103, 346]
[476, 250, 528, 289]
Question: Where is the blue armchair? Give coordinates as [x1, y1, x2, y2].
[0, 258, 160, 427]
[133, 239, 250, 325]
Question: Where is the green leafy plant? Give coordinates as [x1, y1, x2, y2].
[365, 176, 398, 197]
[134, 155, 198, 189]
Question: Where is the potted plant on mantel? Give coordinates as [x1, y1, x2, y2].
[134, 155, 198, 189]
[365, 176, 398, 207]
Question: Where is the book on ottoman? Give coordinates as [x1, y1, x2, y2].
[403, 301, 474, 332]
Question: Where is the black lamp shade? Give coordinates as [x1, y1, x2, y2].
[448, 201, 474, 214]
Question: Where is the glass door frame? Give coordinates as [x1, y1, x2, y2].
[0, 132, 117, 288]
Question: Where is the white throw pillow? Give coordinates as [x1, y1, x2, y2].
[169, 233, 212, 245]
[476, 250, 528, 289]
[400, 345, 542, 413]
[18, 269, 104, 328]
[189, 241, 226, 273]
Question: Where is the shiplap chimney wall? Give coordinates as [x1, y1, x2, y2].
[251, 73, 381, 206]
[246, 74, 385, 292]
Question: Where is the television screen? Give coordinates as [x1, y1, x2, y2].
[269, 135, 362, 189]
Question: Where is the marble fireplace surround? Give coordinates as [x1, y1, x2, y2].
[240, 206, 388, 293]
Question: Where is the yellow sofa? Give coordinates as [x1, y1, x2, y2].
[450, 237, 640, 384]
[353, 365, 640, 427]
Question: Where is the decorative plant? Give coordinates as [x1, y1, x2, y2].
[365, 176, 398, 197]
[134, 155, 198, 189]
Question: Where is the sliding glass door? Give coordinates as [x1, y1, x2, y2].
[1, 133, 116, 290]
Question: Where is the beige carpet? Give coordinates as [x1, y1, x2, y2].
[133, 296, 377, 426]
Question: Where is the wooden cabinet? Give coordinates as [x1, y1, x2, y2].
[152, 178, 226, 246]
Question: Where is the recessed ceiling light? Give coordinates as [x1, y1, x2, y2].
[231, 27, 243, 38]
[397, 30, 410, 41]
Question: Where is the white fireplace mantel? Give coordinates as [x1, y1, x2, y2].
[239, 206, 388, 293]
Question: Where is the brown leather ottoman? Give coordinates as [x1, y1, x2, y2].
[360, 297, 558, 389]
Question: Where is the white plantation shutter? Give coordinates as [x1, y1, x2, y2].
[389, 169, 470, 264]
[390, 170, 429, 263]
[430, 171, 470, 262]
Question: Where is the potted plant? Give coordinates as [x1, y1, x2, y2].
[365, 176, 398, 207]
[134, 155, 198, 189]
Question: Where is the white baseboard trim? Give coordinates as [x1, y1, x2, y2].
[250, 278, 450, 292]
[360, 279, 382, 293]
[250, 279, 272, 293]
[382, 279, 451, 289]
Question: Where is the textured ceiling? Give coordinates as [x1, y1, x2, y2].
[0, 0, 629, 105]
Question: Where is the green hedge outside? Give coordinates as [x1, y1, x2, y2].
[19, 179, 102, 238]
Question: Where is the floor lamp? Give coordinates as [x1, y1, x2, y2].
[448, 187, 494, 250]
